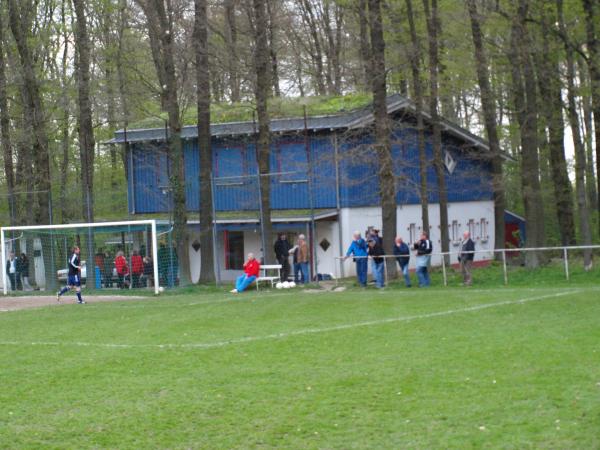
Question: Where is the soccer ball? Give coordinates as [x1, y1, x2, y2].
[282, 281, 290, 289]
[276, 282, 283, 289]
[158, 286, 165, 293]
[289, 281, 296, 288]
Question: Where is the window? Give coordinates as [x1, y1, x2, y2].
[468, 219, 476, 238]
[451, 220, 459, 242]
[409, 223, 417, 244]
[480, 218, 488, 241]
[224, 231, 244, 270]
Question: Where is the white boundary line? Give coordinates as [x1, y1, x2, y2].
[0, 290, 581, 350]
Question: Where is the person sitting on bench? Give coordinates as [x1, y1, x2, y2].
[230, 253, 260, 293]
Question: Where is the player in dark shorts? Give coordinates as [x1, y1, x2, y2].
[57, 246, 85, 304]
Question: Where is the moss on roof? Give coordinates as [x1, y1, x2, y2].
[129, 93, 373, 129]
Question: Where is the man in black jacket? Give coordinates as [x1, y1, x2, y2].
[274, 233, 292, 282]
[458, 231, 475, 286]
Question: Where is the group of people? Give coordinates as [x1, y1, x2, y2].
[346, 229, 475, 288]
[94, 249, 155, 289]
[274, 233, 310, 284]
[5, 252, 33, 291]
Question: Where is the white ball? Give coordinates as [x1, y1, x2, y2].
[282, 281, 290, 289]
[276, 282, 283, 289]
[158, 286, 165, 293]
[289, 281, 296, 288]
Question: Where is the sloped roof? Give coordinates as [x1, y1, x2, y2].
[106, 94, 496, 155]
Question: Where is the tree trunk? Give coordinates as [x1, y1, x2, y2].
[300, 0, 326, 96]
[0, 9, 15, 226]
[467, 0, 505, 254]
[510, 2, 545, 267]
[73, 0, 95, 223]
[357, 0, 371, 91]
[253, 0, 274, 264]
[535, 5, 575, 246]
[423, 0, 450, 261]
[579, 59, 598, 211]
[559, 0, 592, 268]
[7, 0, 51, 224]
[582, 0, 600, 237]
[59, 0, 70, 222]
[266, 0, 281, 97]
[369, 0, 397, 281]
[405, 0, 429, 232]
[195, 0, 215, 283]
[223, 0, 240, 102]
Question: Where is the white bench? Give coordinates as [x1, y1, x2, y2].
[256, 264, 282, 290]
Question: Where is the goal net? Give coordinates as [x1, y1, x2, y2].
[1, 220, 165, 296]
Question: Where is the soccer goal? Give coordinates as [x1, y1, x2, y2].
[1, 220, 162, 295]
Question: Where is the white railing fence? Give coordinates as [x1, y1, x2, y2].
[334, 244, 600, 286]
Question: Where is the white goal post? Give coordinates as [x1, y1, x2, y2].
[1, 219, 160, 295]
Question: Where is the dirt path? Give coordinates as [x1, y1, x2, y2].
[0, 295, 146, 312]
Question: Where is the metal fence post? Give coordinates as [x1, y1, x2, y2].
[502, 250, 508, 285]
[442, 253, 447, 286]
[564, 247, 569, 281]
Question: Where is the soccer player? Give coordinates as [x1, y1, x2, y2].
[57, 246, 86, 304]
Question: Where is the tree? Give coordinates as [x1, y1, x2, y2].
[7, 0, 51, 224]
[423, 0, 450, 261]
[253, 0, 274, 264]
[194, 0, 215, 282]
[582, 0, 600, 236]
[467, 0, 505, 253]
[136, 0, 190, 284]
[405, 0, 430, 233]
[368, 0, 396, 280]
[535, 3, 575, 246]
[73, 0, 95, 223]
[558, 0, 592, 268]
[0, 3, 15, 226]
[509, 0, 546, 266]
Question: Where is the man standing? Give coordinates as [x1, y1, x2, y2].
[6, 252, 18, 291]
[414, 232, 433, 287]
[230, 253, 260, 293]
[458, 231, 475, 286]
[393, 237, 411, 287]
[297, 234, 310, 284]
[274, 233, 292, 282]
[345, 231, 368, 287]
[367, 238, 385, 288]
[57, 246, 85, 304]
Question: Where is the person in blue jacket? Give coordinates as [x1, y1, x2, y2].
[345, 231, 368, 287]
[393, 236, 411, 287]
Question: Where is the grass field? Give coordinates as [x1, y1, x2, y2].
[1, 282, 599, 448]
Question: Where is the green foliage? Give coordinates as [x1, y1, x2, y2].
[128, 93, 374, 129]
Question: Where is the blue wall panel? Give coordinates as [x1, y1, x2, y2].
[129, 126, 494, 214]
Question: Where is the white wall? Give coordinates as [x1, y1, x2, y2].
[339, 201, 495, 277]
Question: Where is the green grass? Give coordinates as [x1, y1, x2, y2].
[129, 93, 373, 129]
[1, 283, 599, 448]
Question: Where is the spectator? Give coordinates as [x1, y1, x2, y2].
[274, 232, 292, 281]
[157, 242, 169, 287]
[289, 243, 301, 283]
[95, 250, 105, 287]
[393, 237, 411, 287]
[102, 251, 113, 288]
[143, 256, 154, 288]
[296, 234, 310, 284]
[367, 238, 385, 288]
[414, 232, 433, 287]
[131, 249, 144, 288]
[230, 253, 260, 293]
[458, 231, 475, 286]
[6, 252, 18, 291]
[345, 231, 368, 287]
[19, 253, 33, 291]
[114, 250, 129, 289]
